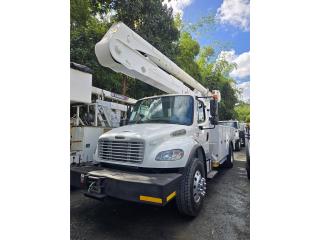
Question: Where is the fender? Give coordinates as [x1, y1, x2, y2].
[183, 144, 207, 176]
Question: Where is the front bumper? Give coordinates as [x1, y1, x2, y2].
[71, 165, 182, 206]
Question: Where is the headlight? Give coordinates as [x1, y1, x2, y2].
[155, 149, 184, 161]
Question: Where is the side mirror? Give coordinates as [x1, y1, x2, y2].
[210, 99, 219, 125]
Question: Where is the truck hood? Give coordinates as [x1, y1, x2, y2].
[99, 123, 188, 141]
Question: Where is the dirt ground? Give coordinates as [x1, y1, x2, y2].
[70, 148, 250, 240]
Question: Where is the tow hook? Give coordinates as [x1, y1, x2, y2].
[88, 181, 97, 193]
[86, 176, 105, 194]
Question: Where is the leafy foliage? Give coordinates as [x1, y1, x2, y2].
[71, 0, 180, 98]
[171, 14, 240, 120]
[183, 13, 216, 36]
[70, 0, 121, 91]
[175, 32, 202, 82]
[111, 0, 179, 60]
[235, 103, 250, 122]
[196, 46, 214, 84]
[206, 59, 239, 120]
[71, 0, 91, 27]
[194, 44, 238, 120]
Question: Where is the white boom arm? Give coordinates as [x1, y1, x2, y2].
[95, 22, 211, 96]
[91, 86, 137, 105]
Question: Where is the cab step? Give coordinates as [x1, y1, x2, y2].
[207, 170, 218, 179]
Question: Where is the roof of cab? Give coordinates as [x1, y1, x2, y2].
[138, 93, 195, 101]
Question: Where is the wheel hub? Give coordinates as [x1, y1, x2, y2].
[193, 170, 206, 203]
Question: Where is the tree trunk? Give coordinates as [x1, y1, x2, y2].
[122, 77, 128, 96]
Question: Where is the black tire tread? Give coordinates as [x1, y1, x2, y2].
[176, 158, 204, 217]
[222, 144, 234, 168]
[235, 140, 241, 151]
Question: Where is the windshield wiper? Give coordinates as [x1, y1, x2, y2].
[143, 119, 173, 123]
[134, 113, 144, 124]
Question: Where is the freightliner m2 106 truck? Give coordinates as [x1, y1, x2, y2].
[71, 22, 235, 217]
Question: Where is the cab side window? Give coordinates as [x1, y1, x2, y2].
[197, 100, 205, 123]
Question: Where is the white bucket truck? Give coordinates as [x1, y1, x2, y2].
[71, 23, 236, 216]
[219, 120, 243, 151]
[70, 62, 136, 165]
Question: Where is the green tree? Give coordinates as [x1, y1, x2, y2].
[199, 55, 239, 120]
[71, 0, 91, 27]
[175, 32, 202, 82]
[71, 18, 123, 91]
[235, 103, 250, 122]
[70, 0, 122, 91]
[196, 46, 214, 84]
[173, 10, 239, 120]
[111, 0, 179, 60]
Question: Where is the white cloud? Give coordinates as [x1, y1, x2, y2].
[96, 9, 117, 23]
[162, 0, 193, 16]
[216, 0, 250, 31]
[218, 50, 250, 102]
[231, 51, 250, 79]
[218, 49, 250, 79]
[237, 81, 250, 103]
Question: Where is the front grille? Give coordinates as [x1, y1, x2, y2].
[98, 139, 144, 163]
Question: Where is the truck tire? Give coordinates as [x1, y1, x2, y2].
[235, 140, 241, 151]
[241, 137, 246, 147]
[176, 157, 206, 217]
[222, 144, 234, 168]
[246, 147, 250, 180]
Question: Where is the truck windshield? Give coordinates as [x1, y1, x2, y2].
[128, 95, 194, 126]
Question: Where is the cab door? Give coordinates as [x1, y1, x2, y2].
[196, 100, 210, 157]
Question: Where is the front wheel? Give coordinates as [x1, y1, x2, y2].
[241, 137, 246, 147]
[246, 149, 250, 180]
[176, 157, 206, 217]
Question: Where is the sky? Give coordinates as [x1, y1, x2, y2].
[163, 0, 250, 102]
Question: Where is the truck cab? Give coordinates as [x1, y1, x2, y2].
[96, 94, 210, 169]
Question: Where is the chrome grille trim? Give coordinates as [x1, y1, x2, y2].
[98, 139, 144, 163]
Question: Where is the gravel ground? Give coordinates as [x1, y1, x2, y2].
[71, 148, 250, 240]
